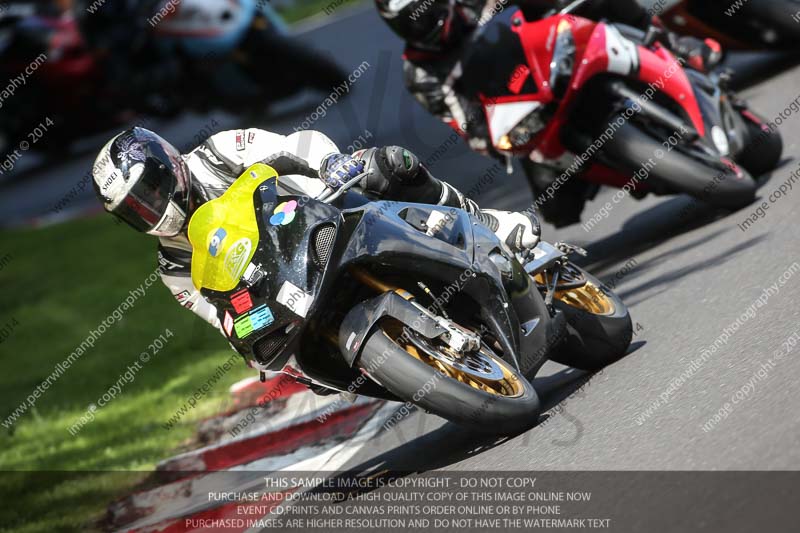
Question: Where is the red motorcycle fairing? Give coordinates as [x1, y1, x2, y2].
[1, 15, 93, 77]
[571, 21, 705, 136]
[0, 14, 103, 109]
[477, 11, 706, 161]
[38, 18, 99, 83]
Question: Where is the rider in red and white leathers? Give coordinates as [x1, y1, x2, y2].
[375, 0, 722, 226]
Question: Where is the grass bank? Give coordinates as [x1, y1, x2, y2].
[0, 215, 252, 531]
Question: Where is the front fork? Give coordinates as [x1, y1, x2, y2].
[348, 267, 482, 355]
[344, 237, 592, 371]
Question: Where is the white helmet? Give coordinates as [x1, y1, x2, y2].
[92, 127, 192, 237]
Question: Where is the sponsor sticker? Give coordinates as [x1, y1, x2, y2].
[248, 132, 255, 144]
[175, 290, 191, 306]
[230, 289, 254, 314]
[235, 130, 245, 151]
[507, 64, 530, 95]
[209, 227, 227, 257]
[100, 168, 123, 197]
[269, 200, 298, 226]
[234, 304, 274, 338]
[224, 238, 252, 282]
[158, 251, 184, 272]
[223, 311, 234, 336]
[276, 281, 313, 318]
[243, 262, 265, 286]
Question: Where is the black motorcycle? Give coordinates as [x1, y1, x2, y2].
[187, 165, 633, 433]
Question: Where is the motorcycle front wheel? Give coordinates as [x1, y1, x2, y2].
[357, 319, 541, 434]
[735, 108, 783, 178]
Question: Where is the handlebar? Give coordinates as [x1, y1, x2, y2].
[316, 170, 373, 204]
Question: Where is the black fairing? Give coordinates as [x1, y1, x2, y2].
[202, 180, 554, 381]
[331, 200, 553, 377]
[685, 71, 727, 150]
[457, 9, 538, 99]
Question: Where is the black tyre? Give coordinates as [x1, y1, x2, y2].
[239, 29, 347, 100]
[735, 109, 783, 178]
[601, 119, 757, 209]
[743, 0, 800, 46]
[357, 320, 541, 434]
[542, 265, 633, 372]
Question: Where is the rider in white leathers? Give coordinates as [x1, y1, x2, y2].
[91, 127, 542, 334]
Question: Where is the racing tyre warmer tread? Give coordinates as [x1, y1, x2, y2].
[548, 269, 633, 372]
[357, 327, 541, 434]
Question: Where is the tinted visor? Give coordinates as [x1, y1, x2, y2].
[111, 160, 178, 232]
[385, 2, 453, 49]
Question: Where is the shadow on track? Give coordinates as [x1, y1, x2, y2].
[567, 192, 768, 309]
[318, 342, 647, 482]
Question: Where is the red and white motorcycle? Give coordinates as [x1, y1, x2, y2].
[455, 0, 782, 226]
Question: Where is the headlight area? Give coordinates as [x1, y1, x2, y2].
[497, 107, 547, 151]
[549, 20, 576, 99]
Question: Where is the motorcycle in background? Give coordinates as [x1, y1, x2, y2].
[185, 163, 633, 433]
[454, 1, 782, 226]
[147, 0, 347, 112]
[660, 0, 800, 51]
[0, 0, 347, 161]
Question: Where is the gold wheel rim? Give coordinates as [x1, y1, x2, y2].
[534, 274, 615, 316]
[383, 322, 523, 398]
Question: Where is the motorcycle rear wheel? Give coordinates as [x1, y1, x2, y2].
[538, 265, 633, 372]
[744, 0, 800, 46]
[357, 319, 541, 434]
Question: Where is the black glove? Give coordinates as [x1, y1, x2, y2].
[358, 146, 446, 204]
[669, 35, 723, 72]
[359, 146, 419, 195]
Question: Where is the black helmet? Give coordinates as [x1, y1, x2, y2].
[92, 127, 192, 237]
[375, 0, 484, 52]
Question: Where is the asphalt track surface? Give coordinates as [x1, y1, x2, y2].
[4, 5, 800, 477]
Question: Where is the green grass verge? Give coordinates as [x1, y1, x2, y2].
[276, 0, 366, 25]
[0, 215, 252, 532]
